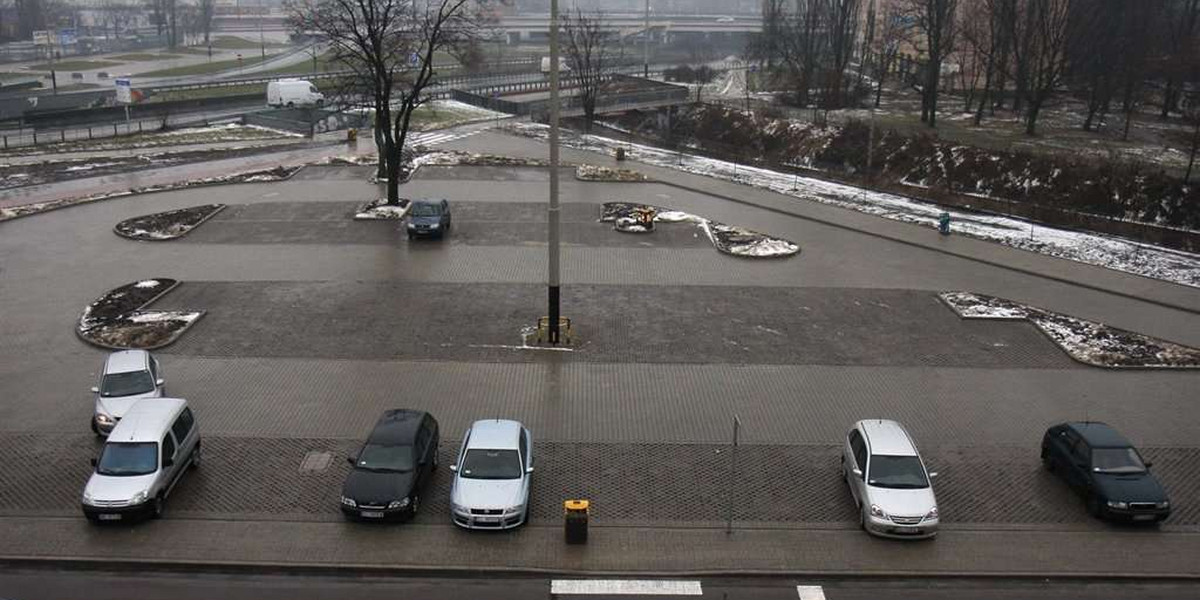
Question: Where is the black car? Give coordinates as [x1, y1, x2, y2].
[1041, 421, 1170, 523]
[406, 199, 451, 239]
[340, 410, 439, 521]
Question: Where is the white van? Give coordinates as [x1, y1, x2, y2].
[540, 56, 570, 74]
[81, 398, 200, 523]
[267, 79, 325, 107]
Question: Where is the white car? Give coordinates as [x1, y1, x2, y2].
[842, 419, 939, 539]
[449, 419, 533, 529]
[91, 350, 165, 436]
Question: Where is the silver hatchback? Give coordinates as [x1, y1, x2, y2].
[842, 419, 939, 539]
[449, 419, 533, 529]
[91, 350, 165, 436]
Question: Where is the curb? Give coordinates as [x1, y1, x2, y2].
[3, 555, 1199, 582]
[112, 203, 228, 241]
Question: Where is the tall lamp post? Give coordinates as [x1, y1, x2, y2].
[547, 0, 562, 344]
[643, 0, 650, 78]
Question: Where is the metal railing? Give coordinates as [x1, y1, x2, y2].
[0, 111, 243, 151]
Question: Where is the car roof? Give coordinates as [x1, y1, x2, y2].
[366, 409, 427, 445]
[107, 398, 187, 443]
[104, 350, 150, 375]
[857, 419, 918, 456]
[1067, 422, 1132, 448]
[466, 419, 522, 450]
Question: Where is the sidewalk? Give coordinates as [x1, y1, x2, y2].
[3, 516, 1197, 578]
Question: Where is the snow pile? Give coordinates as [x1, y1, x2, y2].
[939, 291, 1200, 368]
[601, 202, 799, 258]
[355, 199, 411, 220]
[512, 123, 1200, 287]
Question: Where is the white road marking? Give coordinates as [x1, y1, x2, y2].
[796, 585, 827, 600]
[550, 579, 703, 595]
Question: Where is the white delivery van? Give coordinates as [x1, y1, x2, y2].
[81, 398, 200, 523]
[540, 56, 570, 74]
[267, 79, 325, 107]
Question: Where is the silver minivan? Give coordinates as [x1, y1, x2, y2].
[90, 350, 165, 436]
[81, 398, 200, 523]
[842, 419, 939, 539]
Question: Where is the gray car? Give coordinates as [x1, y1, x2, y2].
[449, 419, 532, 529]
[406, 198, 451, 239]
[90, 350, 165, 437]
[842, 419, 939, 539]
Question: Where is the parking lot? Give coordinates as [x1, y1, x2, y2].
[1, 132, 1199, 575]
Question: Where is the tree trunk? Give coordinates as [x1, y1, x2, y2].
[1162, 78, 1178, 119]
[1025, 99, 1042, 135]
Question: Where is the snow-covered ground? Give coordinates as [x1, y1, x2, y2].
[354, 199, 410, 220]
[512, 123, 1200, 288]
[601, 202, 799, 258]
[939, 291, 1200, 368]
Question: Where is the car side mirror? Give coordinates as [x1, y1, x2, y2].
[346, 457, 355, 466]
[156, 379, 165, 386]
[852, 467, 863, 478]
[526, 466, 534, 474]
[1144, 461, 1153, 469]
[90, 387, 100, 394]
[90, 458, 97, 467]
[162, 458, 174, 468]
[448, 464, 457, 472]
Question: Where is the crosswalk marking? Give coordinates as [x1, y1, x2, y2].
[550, 579, 703, 596]
[410, 128, 484, 148]
[796, 585, 827, 600]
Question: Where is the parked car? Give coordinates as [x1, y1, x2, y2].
[449, 419, 533, 529]
[842, 419, 939, 539]
[406, 199, 452, 239]
[90, 350, 165, 437]
[340, 410, 440, 521]
[267, 79, 325, 107]
[1042, 421, 1171, 522]
[81, 398, 200, 523]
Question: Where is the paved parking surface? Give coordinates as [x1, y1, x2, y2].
[1, 131, 1198, 575]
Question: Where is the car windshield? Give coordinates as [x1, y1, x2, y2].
[1093, 447, 1146, 474]
[868, 455, 930, 489]
[411, 203, 441, 217]
[355, 443, 415, 472]
[100, 370, 155, 397]
[96, 442, 158, 476]
[459, 449, 522, 479]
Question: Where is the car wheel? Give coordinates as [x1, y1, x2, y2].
[432, 451, 439, 470]
[1041, 445, 1053, 470]
[90, 418, 100, 436]
[1086, 494, 1103, 519]
[859, 507, 868, 531]
[410, 494, 420, 517]
[190, 443, 201, 469]
[152, 495, 166, 519]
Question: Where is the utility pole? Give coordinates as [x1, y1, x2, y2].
[259, 0, 265, 60]
[643, 0, 650, 78]
[547, 0, 562, 344]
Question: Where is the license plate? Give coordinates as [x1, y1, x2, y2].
[1133, 514, 1155, 521]
[360, 511, 385, 518]
[98, 514, 122, 521]
[475, 517, 499, 523]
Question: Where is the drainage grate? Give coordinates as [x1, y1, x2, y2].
[299, 450, 333, 473]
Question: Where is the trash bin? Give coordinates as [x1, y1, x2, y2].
[347, 128, 358, 143]
[615, 147, 626, 161]
[564, 499, 589, 544]
[938, 212, 951, 235]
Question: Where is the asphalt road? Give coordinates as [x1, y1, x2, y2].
[1, 570, 1197, 600]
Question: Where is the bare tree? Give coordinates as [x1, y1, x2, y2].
[561, 8, 621, 127]
[902, 0, 958, 127]
[197, 0, 214, 44]
[774, 0, 826, 107]
[292, 0, 491, 205]
[1160, 0, 1200, 118]
[822, 0, 861, 109]
[1012, 0, 1077, 135]
[867, 2, 905, 108]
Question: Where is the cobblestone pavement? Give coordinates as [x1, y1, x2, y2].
[150, 282, 1068, 367]
[2, 135, 1200, 573]
[3, 432, 1196, 529]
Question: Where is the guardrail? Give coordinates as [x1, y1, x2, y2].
[0, 111, 244, 151]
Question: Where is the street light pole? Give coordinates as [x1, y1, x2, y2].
[259, 0, 266, 60]
[643, 0, 650, 78]
[547, 0, 562, 344]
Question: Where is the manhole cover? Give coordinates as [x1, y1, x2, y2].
[299, 450, 333, 473]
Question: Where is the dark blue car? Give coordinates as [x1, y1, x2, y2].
[1042, 422, 1170, 523]
[406, 199, 451, 239]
